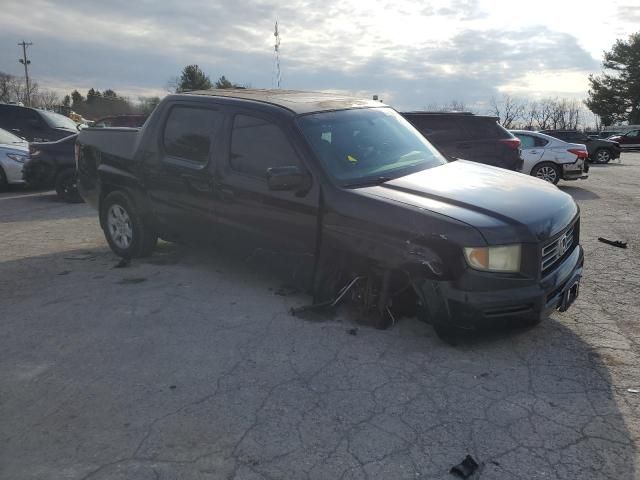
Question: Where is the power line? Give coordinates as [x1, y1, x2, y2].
[18, 40, 33, 106]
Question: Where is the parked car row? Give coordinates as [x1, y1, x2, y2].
[400, 112, 590, 184]
[541, 130, 621, 164]
[0, 104, 150, 201]
[0, 98, 626, 203]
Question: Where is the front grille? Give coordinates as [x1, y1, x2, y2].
[541, 220, 579, 275]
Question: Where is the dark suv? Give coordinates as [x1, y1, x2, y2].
[540, 130, 621, 163]
[401, 112, 522, 171]
[0, 104, 78, 142]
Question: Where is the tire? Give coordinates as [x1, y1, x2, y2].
[100, 191, 157, 258]
[0, 167, 7, 191]
[593, 148, 612, 164]
[531, 162, 560, 185]
[55, 169, 83, 203]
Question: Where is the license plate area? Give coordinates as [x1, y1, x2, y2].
[558, 278, 580, 312]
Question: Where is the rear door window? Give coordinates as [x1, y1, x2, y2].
[412, 117, 465, 143]
[533, 135, 549, 147]
[517, 134, 536, 149]
[517, 134, 548, 148]
[229, 114, 299, 178]
[459, 117, 510, 140]
[163, 106, 221, 164]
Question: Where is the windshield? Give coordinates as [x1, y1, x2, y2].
[39, 110, 79, 131]
[0, 128, 25, 145]
[296, 108, 446, 186]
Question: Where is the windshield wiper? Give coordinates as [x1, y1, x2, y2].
[343, 176, 392, 188]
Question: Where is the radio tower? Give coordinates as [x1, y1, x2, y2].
[273, 20, 281, 89]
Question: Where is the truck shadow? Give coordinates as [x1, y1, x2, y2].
[0, 243, 635, 479]
[559, 185, 600, 201]
[0, 191, 93, 223]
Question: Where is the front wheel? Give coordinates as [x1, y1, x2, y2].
[531, 162, 560, 184]
[55, 169, 83, 203]
[593, 148, 612, 164]
[101, 191, 157, 258]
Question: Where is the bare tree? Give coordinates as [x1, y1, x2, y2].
[533, 98, 554, 130]
[490, 94, 525, 129]
[33, 89, 60, 109]
[522, 100, 538, 130]
[422, 99, 472, 112]
[0, 72, 14, 103]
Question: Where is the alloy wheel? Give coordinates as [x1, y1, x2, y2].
[535, 166, 558, 183]
[596, 150, 611, 163]
[107, 204, 133, 249]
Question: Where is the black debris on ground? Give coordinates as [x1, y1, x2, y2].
[274, 286, 300, 296]
[347, 328, 358, 336]
[116, 277, 147, 285]
[598, 237, 628, 249]
[57, 270, 71, 276]
[114, 257, 131, 268]
[450, 454, 480, 479]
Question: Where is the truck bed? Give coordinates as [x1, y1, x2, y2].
[76, 127, 142, 209]
[78, 127, 140, 161]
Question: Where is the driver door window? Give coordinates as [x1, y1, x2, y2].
[229, 115, 299, 178]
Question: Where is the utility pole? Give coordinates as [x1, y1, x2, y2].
[18, 41, 33, 106]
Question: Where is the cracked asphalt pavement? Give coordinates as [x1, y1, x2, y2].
[1, 153, 639, 479]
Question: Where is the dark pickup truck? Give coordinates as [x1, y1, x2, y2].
[77, 90, 583, 335]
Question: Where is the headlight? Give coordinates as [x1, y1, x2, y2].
[6, 153, 28, 164]
[464, 244, 521, 272]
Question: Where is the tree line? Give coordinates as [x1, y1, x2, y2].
[0, 71, 61, 109]
[67, 89, 160, 119]
[2, 28, 638, 128]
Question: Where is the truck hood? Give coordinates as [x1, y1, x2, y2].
[356, 160, 578, 244]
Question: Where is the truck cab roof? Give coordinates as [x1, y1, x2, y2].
[183, 89, 386, 115]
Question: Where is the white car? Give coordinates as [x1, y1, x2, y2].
[0, 128, 30, 189]
[510, 130, 589, 184]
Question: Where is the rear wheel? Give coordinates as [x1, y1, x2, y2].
[593, 148, 612, 164]
[0, 167, 7, 191]
[101, 191, 157, 258]
[532, 162, 560, 184]
[55, 169, 82, 203]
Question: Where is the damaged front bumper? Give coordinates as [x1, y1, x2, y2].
[415, 245, 584, 328]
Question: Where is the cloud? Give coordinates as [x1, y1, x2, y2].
[0, 0, 602, 110]
[617, 4, 640, 23]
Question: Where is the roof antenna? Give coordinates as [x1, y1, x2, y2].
[273, 19, 281, 89]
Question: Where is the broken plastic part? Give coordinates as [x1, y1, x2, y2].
[450, 454, 479, 478]
[290, 276, 365, 316]
[598, 237, 627, 249]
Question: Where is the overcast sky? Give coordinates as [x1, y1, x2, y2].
[0, 0, 638, 110]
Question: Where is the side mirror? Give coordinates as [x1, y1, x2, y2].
[266, 165, 309, 192]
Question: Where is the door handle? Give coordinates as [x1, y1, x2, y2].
[529, 150, 538, 154]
